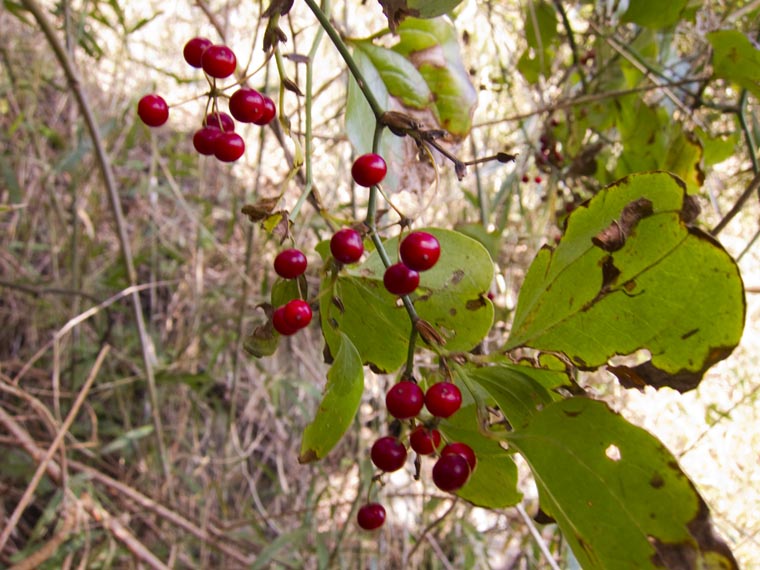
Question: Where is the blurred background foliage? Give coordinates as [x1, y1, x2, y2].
[1, 0, 759, 568]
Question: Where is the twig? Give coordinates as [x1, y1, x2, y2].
[0, 345, 110, 552]
[516, 503, 561, 570]
[405, 498, 458, 563]
[7, 502, 77, 570]
[19, 0, 173, 494]
[711, 172, 760, 236]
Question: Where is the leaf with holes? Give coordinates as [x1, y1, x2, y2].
[506, 172, 745, 392]
[506, 397, 739, 570]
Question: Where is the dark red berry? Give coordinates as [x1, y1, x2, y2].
[272, 306, 298, 336]
[137, 94, 169, 127]
[399, 231, 440, 272]
[385, 381, 424, 420]
[201, 44, 237, 78]
[441, 442, 477, 471]
[253, 96, 276, 126]
[383, 263, 419, 296]
[424, 382, 462, 418]
[330, 229, 364, 264]
[534, 176, 543, 183]
[370, 436, 407, 472]
[283, 299, 312, 330]
[229, 88, 264, 123]
[521, 174, 529, 183]
[432, 453, 471, 492]
[205, 111, 235, 132]
[274, 249, 307, 279]
[357, 503, 386, 530]
[409, 426, 441, 455]
[192, 127, 222, 155]
[183, 37, 212, 68]
[352, 153, 387, 187]
[213, 132, 245, 162]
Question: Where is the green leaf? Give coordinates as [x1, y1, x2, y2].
[100, 425, 154, 455]
[321, 229, 494, 372]
[708, 30, 760, 100]
[697, 127, 739, 167]
[506, 172, 745, 392]
[354, 41, 433, 110]
[299, 332, 364, 463]
[506, 398, 739, 570]
[622, 0, 688, 28]
[439, 404, 521, 508]
[524, 0, 557, 51]
[406, 0, 464, 18]
[394, 17, 478, 137]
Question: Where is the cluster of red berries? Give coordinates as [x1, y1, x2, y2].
[136, 37, 276, 163]
[271, 249, 312, 336]
[357, 379, 477, 530]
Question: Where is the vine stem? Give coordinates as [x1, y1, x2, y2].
[19, 0, 173, 495]
[302, 0, 385, 120]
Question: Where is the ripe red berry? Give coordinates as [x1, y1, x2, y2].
[385, 381, 424, 419]
[534, 176, 543, 183]
[205, 111, 235, 132]
[521, 174, 529, 183]
[357, 503, 386, 530]
[283, 299, 312, 330]
[383, 263, 419, 296]
[213, 132, 245, 162]
[253, 96, 276, 126]
[137, 94, 169, 127]
[441, 442, 477, 471]
[370, 436, 407, 472]
[399, 231, 440, 272]
[274, 249, 307, 279]
[229, 88, 264, 123]
[183, 37, 212, 68]
[272, 305, 298, 336]
[432, 453, 471, 492]
[424, 382, 462, 418]
[192, 127, 222, 155]
[351, 153, 387, 187]
[330, 229, 364, 264]
[202, 44, 237, 78]
[409, 426, 441, 455]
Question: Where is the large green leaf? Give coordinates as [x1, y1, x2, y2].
[393, 18, 478, 137]
[516, 1, 557, 83]
[708, 30, 760, 100]
[622, 0, 688, 29]
[299, 332, 364, 462]
[506, 398, 738, 570]
[439, 404, 521, 508]
[320, 228, 494, 372]
[506, 172, 745, 392]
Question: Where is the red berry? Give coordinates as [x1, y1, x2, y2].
[330, 229, 364, 264]
[274, 249, 307, 279]
[272, 306, 298, 336]
[409, 426, 441, 455]
[441, 442, 477, 471]
[201, 44, 237, 79]
[214, 132, 245, 162]
[399, 231, 440, 272]
[183, 37, 212, 68]
[370, 436, 407, 472]
[383, 263, 419, 296]
[137, 94, 169, 127]
[432, 453, 471, 492]
[253, 96, 276, 126]
[357, 503, 386, 530]
[534, 176, 543, 183]
[352, 153, 387, 187]
[205, 111, 235, 132]
[521, 174, 529, 183]
[192, 127, 222, 155]
[424, 382, 462, 418]
[283, 299, 312, 330]
[229, 88, 264, 123]
[385, 381, 424, 420]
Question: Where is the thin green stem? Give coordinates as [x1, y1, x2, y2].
[302, 0, 385, 120]
[738, 90, 759, 176]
